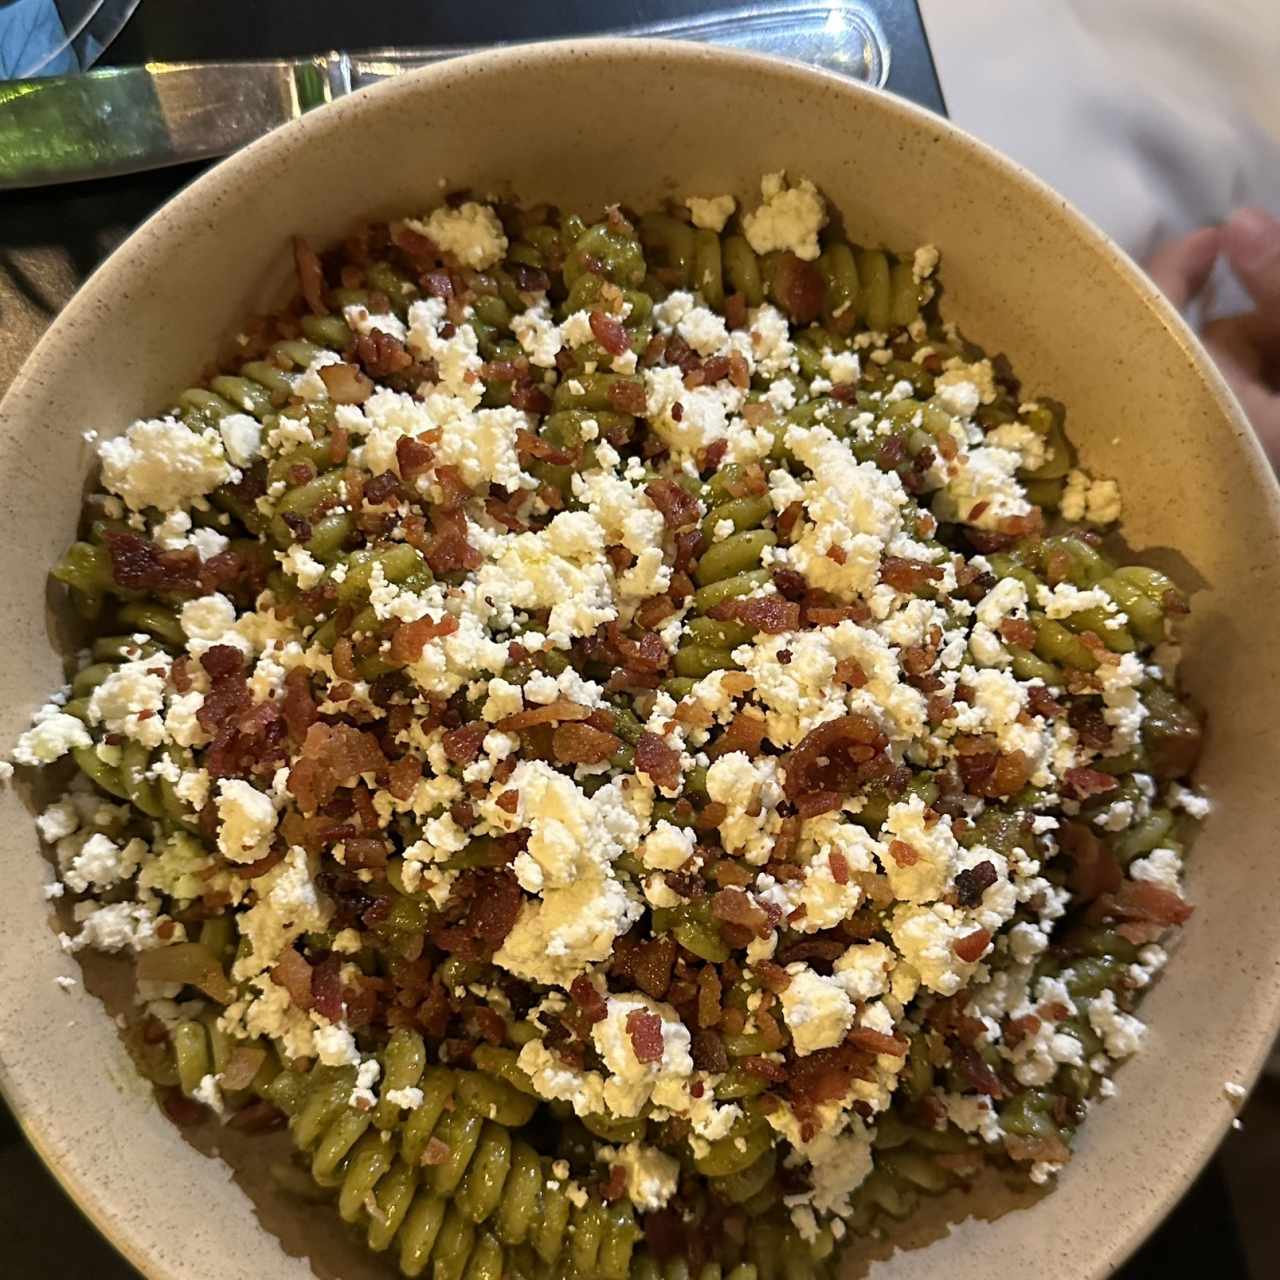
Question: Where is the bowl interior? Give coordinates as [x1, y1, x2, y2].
[1, 37, 1278, 1280]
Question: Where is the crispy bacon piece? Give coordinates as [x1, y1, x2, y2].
[645, 478, 702, 530]
[388, 614, 460, 664]
[952, 1044, 1005, 1098]
[846, 1028, 908, 1057]
[696, 966, 723, 1028]
[953, 928, 992, 963]
[708, 594, 801, 634]
[772, 253, 825, 325]
[355, 329, 412, 378]
[310, 955, 345, 1024]
[880, 556, 944, 593]
[105, 532, 200, 594]
[1091, 879, 1194, 940]
[783, 714, 888, 803]
[569, 974, 608, 1024]
[281, 667, 319, 745]
[788, 1043, 876, 1107]
[423, 504, 483, 575]
[396, 435, 436, 480]
[1058, 821, 1123, 902]
[553, 722, 620, 765]
[271, 947, 313, 1011]
[953, 860, 997, 907]
[636, 732, 681, 790]
[498, 699, 592, 732]
[626, 1009, 666, 1064]
[742, 1056, 789, 1082]
[433, 869, 523, 958]
[319, 362, 374, 405]
[289, 722, 388, 813]
[888, 839, 919, 867]
[607, 379, 647, 414]
[293, 236, 327, 314]
[706, 710, 767, 760]
[589, 309, 630, 356]
[710, 888, 770, 936]
[1064, 766, 1120, 800]
[441, 722, 489, 766]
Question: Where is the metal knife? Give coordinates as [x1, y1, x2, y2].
[0, 2, 898, 190]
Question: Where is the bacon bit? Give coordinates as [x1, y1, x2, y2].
[1064, 767, 1119, 800]
[1095, 879, 1194, 931]
[607, 379, 647, 414]
[1004, 1013, 1042, 1048]
[289, 722, 388, 813]
[635, 732, 682, 790]
[1057, 821, 1123, 902]
[833, 657, 868, 688]
[1027, 684, 1065, 720]
[784, 714, 887, 804]
[847, 1028, 908, 1057]
[355, 329, 412, 378]
[953, 1044, 1005, 1099]
[772, 253, 825, 325]
[421, 1137, 451, 1166]
[697, 967, 723, 1029]
[793, 790, 839, 819]
[953, 860, 998, 907]
[388, 613, 459, 665]
[434, 869, 523, 958]
[742, 1056, 789, 1082]
[569, 974, 608, 1024]
[386, 755, 421, 802]
[271, 947, 313, 1011]
[724, 292, 748, 330]
[631, 935, 677, 1001]
[440, 723, 489, 767]
[999, 617, 1038, 650]
[706, 709, 767, 761]
[788, 1043, 876, 1107]
[293, 236, 328, 314]
[888, 839, 919, 868]
[1041, 1001, 1071, 1023]
[710, 888, 770, 936]
[880, 556, 944, 593]
[491, 777, 528, 826]
[498, 699, 592, 733]
[1005, 1132, 1071, 1165]
[345, 839, 389, 870]
[709, 593, 801, 634]
[310, 955, 345, 1025]
[226, 1099, 287, 1133]
[754, 960, 792, 994]
[553, 722, 620, 765]
[953, 928, 992, 963]
[161, 1089, 208, 1128]
[319, 362, 374, 404]
[741, 400, 776, 427]
[589, 309, 630, 356]
[281, 667, 318, 745]
[600, 1162, 629, 1203]
[105, 532, 201, 595]
[626, 1009, 666, 1064]
[645, 478, 702, 530]
[515, 427, 577, 467]
[828, 850, 850, 885]
[956, 743, 1032, 798]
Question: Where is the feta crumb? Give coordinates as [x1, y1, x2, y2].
[685, 194, 736, 233]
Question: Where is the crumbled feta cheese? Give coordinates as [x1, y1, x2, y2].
[405, 202, 507, 270]
[98, 417, 233, 512]
[779, 966, 855, 1055]
[742, 172, 827, 261]
[685, 194, 736, 232]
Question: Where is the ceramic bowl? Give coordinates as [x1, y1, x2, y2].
[1, 37, 1277, 1280]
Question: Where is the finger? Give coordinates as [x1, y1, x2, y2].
[1203, 315, 1266, 382]
[1144, 226, 1221, 309]
[1202, 326, 1280, 465]
[1222, 207, 1280, 316]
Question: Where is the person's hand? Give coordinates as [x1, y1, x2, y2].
[1146, 208, 1280, 463]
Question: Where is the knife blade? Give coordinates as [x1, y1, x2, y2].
[0, 2, 893, 189]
